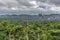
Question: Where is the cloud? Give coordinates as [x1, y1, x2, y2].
[0, 0, 18, 6]
[0, 0, 60, 11]
[0, 0, 39, 10]
[50, 0, 60, 6]
[49, 6, 60, 11]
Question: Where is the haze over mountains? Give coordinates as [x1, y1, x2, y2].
[0, 9, 60, 20]
[0, 10, 59, 15]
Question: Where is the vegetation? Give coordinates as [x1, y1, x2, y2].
[0, 20, 60, 40]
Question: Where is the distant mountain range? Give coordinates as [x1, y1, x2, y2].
[0, 10, 60, 20]
[0, 14, 60, 20]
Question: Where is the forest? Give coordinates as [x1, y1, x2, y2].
[0, 20, 60, 40]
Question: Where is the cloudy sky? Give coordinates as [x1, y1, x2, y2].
[0, 0, 60, 11]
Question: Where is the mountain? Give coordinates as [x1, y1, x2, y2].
[0, 14, 60, 20]
[0, 10, 60, 20]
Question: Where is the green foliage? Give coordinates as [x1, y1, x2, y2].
[0, 20, 60, 40]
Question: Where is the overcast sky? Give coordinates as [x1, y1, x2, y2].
[0, 0, 60, 11]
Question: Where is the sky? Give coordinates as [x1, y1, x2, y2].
[0, 0, 60, 11]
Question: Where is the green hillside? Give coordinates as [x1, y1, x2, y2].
[0, 20, 60, 40]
